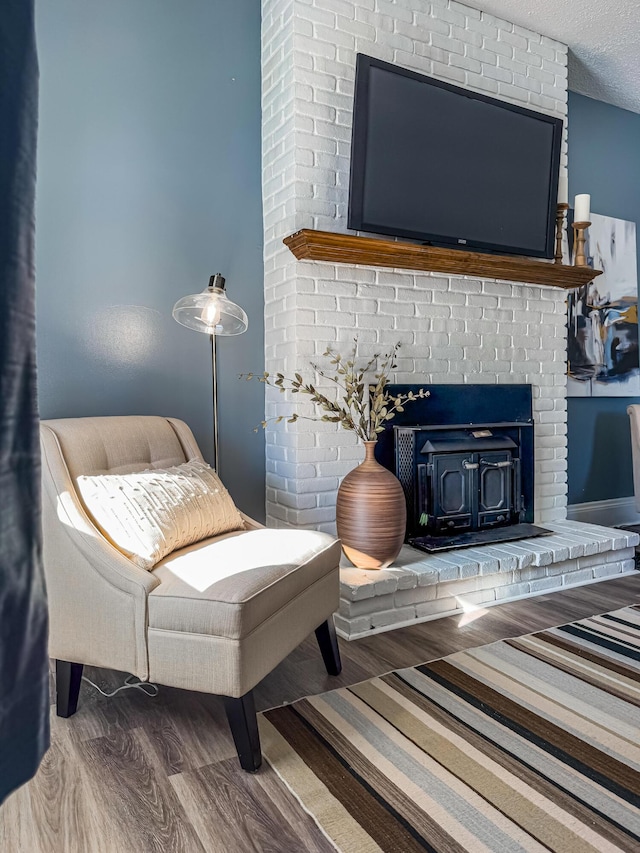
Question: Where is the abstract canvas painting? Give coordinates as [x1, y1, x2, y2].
[567, 212, 639, 397]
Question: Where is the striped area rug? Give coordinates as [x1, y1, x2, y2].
[260, 606, 640, 852]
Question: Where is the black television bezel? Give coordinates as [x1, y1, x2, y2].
[347, 54, 564, 259]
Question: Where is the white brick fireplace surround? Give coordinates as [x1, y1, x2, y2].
[261, 0, 637, 637]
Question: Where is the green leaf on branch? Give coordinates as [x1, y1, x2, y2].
[240, 339, 428, 442]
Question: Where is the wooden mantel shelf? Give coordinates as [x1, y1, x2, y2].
[284, 229, 602, 290]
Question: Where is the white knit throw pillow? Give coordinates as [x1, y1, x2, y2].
[77, 460, 244, 570]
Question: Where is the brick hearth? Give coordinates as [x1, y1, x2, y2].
[336, 522, 638, 638]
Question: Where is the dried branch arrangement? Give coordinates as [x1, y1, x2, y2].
[241, 340, 429, 442]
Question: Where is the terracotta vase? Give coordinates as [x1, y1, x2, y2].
[336, 440, 407, 569]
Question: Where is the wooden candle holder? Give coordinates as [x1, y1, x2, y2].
[554, 203, 569, 264]
[572, 221, 591, 267]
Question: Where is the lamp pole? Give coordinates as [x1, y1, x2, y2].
[210, 332, 219, 472]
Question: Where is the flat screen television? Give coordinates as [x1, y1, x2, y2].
[348, 54, 564, 258]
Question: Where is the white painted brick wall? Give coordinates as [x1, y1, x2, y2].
[261, 0, 569, 531]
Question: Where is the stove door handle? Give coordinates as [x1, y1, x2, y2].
[481, 460, 512, 468]
[462, 460, 479, 470]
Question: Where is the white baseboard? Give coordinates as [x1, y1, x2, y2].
[567, 496, 640, 527]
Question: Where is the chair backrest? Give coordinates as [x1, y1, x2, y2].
[628, 406, 640, 512]
[38, 415, 205, 676]
[40, 415, 203, 481]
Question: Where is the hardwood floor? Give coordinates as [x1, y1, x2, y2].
[1, 575, 639, 852]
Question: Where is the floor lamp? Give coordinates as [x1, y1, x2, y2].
[172, 274, 248, 472]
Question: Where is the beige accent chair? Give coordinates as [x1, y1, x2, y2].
[40, 416, 342, 772]
[628, 405, 640, 512]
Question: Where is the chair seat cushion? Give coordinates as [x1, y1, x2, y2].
[148, 528, 340, 640]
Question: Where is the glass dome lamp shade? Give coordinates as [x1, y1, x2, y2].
[172, 274, 248, 336]
[171, 273, 248, 474]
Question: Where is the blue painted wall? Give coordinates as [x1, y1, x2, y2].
[35, 0, 265, 519]
[567, 92, 640, 504]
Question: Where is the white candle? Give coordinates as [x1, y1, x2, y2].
[574, 193, 591, 222]
[557, 175, 568, 204]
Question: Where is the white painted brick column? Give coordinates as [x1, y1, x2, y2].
[261, 0, 570, 532]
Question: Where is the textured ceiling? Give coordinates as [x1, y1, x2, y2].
[465, 0, 640, 114]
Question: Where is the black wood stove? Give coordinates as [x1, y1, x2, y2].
[377, 384, 551, 553]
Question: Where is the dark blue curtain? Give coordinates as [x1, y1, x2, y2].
[0, 0, 50, 802]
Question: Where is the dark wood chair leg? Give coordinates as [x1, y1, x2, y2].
[56, 660, 84, 718]
[315, 617, 342, 676]
[223, 691, 262, 773]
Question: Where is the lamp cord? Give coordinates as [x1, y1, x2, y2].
[81, 674, 159, 699]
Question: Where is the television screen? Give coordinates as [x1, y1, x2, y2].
[348, 55, 563, 258]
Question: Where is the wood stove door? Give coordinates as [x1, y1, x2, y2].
[478, 451, 513, 527]
[431, 453, 474, 532]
